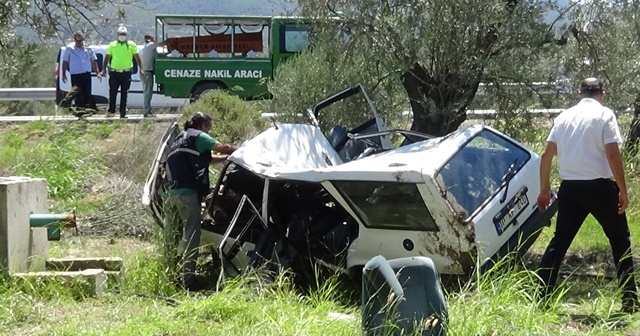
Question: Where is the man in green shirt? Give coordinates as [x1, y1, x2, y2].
[164, 112, 238, 291]
[101, 25, 144, 118]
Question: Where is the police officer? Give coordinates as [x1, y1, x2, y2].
[164, 112, 238, 291]
[101, 25, 143, 118]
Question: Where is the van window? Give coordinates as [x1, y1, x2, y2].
[96, 54, 104, 72]
[279, 24, 309, 53]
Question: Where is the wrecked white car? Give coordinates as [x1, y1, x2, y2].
[143, 84, 558, 279]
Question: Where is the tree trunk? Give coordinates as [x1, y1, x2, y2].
[624, 92, 640, 155]
[401, 62, 481, 137]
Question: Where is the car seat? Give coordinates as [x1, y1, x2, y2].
[326, 125, 349, 151]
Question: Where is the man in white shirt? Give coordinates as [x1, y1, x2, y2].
[140, 33, 158, 117]
[61, 32, 102, 112]
[537, 78, 638, 313]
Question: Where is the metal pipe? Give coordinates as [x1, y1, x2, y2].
[29, 211, 76, 241]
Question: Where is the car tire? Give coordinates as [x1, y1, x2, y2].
[191, 82, 224, 101]
[56, 90, 72, 108]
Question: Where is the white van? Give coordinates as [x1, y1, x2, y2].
[55, 44, 188, 111]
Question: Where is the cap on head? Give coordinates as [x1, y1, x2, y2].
[73, 32, 84, 41]
[579, 77, 604, 94]
[144, 33, 154, 41]
[117, 25, 128, 35]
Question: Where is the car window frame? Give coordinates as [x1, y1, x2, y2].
[331, 180, 439, 232]
[434, 128, 532, 221]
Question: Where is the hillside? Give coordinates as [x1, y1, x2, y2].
[58, 0, 294, 44]
[149, 0, 293, 16]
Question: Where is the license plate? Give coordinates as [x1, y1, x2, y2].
[493, 186, 529, 235]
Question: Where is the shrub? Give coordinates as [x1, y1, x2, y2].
[180, 90, 267, 144]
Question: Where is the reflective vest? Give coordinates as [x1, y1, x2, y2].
[166, 128, 212, 199]
[107, 40, 137, 70]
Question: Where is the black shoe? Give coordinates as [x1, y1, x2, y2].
[622, 303, 638, 314]
[182, 278, 211, 292]
[119, 115, 128, 119]
[622, 292, 638, 314]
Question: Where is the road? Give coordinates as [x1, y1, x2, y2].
[0, 113, 182, 124]
[0, 107, 575, 125]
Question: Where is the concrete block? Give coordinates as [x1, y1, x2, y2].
[0, 177, 48, 274]
[28, 227, 49, 271]
[104, 270, 124, 289]
[46, 257, 124, 272]
[46, 257, 124, 289]
[12, 268, 107, 297]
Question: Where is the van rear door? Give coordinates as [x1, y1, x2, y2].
[55, 47, 72, 107]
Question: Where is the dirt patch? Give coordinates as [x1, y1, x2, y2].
[522, 249, 640, 280]
[49, 237, 155, 259]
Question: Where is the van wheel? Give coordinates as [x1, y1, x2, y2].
[191, 82, 224, 101]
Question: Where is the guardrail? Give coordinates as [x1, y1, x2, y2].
[0, 88, 55, 101]
[0, 82, 567, 101]
[1, 87, 628, 120]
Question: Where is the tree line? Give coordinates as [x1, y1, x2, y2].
[265, 0, 640, 154]
[4, 0, 640, 153]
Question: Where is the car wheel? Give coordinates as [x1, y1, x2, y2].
[56, 90, 72, 108]
[191, 82, 224, 101]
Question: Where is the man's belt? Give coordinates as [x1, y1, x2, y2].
[110, 68, 132, 73]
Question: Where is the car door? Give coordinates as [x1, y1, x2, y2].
[328, 180, 472, 275]
[142, 122, 180, 227]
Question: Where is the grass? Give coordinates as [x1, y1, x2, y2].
[1, 238, 361, 336]
[3, 116, 640, 335]
[5, 237, 640, 335]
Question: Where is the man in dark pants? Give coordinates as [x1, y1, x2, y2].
[61, 32, 101, 112]
[537, 77, 638, 313]
[101, 25, 143, 118]
[164, 112, 238, 291]
[140, 33, 158, 117]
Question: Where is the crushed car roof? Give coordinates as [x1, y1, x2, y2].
[228, 123, 344, 178]
[229, 123, 485, 183]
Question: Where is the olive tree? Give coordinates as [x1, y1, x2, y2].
[550, 1, 640, 154]
[283, 0, 575, 136]
[0, 0, 134, 114]
[265, 22, 410, 132]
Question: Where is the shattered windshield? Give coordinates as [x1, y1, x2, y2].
[436, 130, 530, 218]
[333, 181, 437, 231]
